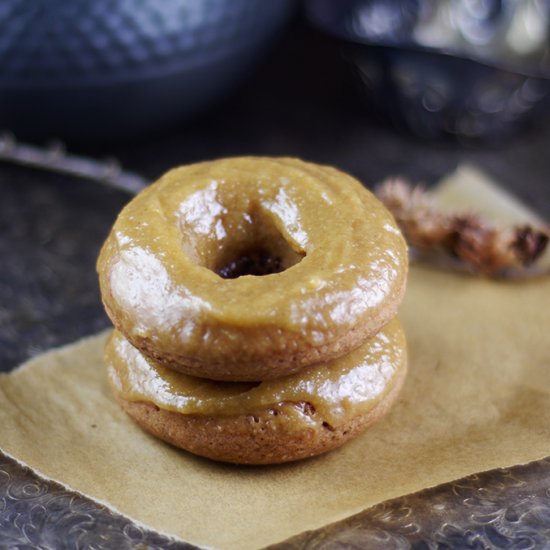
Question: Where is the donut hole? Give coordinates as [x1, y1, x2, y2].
[180, 200, 305, 279]
[216, 247, 288, 279]
[214, 210, 305, 279]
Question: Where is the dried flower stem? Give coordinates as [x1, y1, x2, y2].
[376, 177, 549, 276]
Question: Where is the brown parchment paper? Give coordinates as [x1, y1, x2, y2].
[1, 169, 549, 549]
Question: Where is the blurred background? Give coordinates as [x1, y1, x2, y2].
[2, 0, 550, 187]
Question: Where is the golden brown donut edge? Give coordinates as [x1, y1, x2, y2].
[112, 361, 407, 465]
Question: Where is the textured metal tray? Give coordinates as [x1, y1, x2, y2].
[2, 450, 550, 549]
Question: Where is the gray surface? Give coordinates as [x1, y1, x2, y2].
[272, 458, 550, 550]
[0, 455, 195, 550]
[1, 18, 550, 550]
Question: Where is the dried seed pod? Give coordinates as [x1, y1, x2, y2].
[376, 177, 549, 277]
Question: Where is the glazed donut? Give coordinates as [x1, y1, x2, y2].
[97, 157, 408, 381]
[105, 318, 407, 465]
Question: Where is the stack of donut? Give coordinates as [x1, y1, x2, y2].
[98, 157, 408, 464]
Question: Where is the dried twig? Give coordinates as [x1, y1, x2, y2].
[376, 177, 549, 276]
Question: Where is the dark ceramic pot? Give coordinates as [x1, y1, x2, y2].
[0, 0, 295, 141]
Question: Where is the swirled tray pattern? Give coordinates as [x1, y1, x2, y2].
[0, 454, 195, 550]
[272, 457, 550, 549]
[2, 451, 550, 549]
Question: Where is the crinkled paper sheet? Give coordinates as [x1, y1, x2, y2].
[1, 167, 549, 549]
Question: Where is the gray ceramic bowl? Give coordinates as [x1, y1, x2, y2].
[0, 0, 295, 141]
